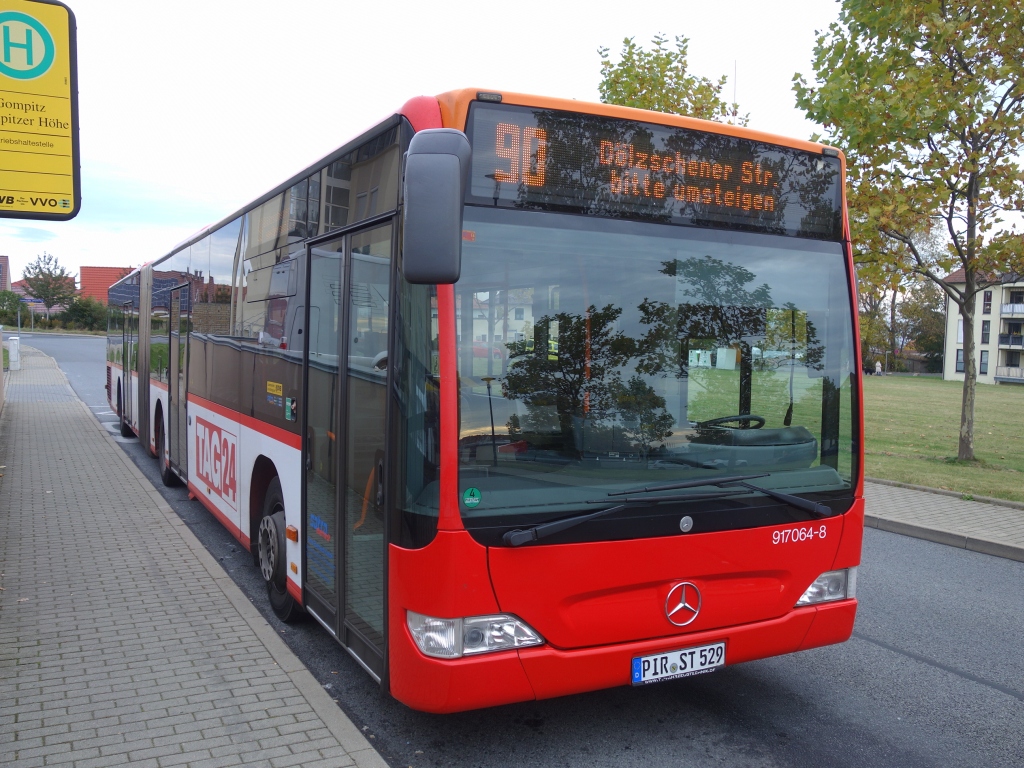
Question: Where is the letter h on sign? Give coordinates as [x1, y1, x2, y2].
[3, 24, 34, 65]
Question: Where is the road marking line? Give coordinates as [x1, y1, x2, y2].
[853, 631, 1024, 702]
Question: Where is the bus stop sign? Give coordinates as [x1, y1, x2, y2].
[0, 0, 78, 221]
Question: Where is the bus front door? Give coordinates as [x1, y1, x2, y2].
[168, 285, 189, 475]
[302, 221, 392, 681]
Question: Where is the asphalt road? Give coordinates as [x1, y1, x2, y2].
[11, 332, 1024, 768]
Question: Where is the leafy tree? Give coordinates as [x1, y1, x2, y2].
[855, 264, 886, 368]
[857, 310, 887, 373]
[59, 295, 107, 331]
[857, 222, 948, 371]
[856, 262, 913, 372]
[794, 2, 1024, 460]
[23, 252, 76, 319]
[502, 305, 634, 449]
[633, 257, 827, 428]
[599, 34, 748, 124]
[635, 256, 775, 381]
[900, 279, 947, 373]
[0, 290, 23, 325]
[614, 375, 676, 458]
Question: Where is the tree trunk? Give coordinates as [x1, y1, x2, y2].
[887, 287, 898, 371]
[958, 287, 977, 462]
[958, 171, 981, 463]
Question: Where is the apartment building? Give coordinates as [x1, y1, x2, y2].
[943, 268, 1024, 385]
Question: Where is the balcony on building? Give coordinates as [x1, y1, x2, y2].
[998, 333, 1024, 348]
[994, 366, 1024, 383]
[1001, 303, 1024, 316]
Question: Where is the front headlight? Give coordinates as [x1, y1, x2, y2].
[796, 567, 857, 606]
[407, 611, 544, 658]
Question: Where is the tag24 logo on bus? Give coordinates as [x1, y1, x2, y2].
[195, 416, 238, 509]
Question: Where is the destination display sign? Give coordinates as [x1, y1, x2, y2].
[0, 0, 79, 220]
[466, 102, 843, 240]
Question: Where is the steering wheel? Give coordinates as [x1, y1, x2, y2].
[696, 414, 766, 429]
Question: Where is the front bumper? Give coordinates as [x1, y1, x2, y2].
[389, 598, 857, 713]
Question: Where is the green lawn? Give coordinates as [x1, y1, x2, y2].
[864, 375, 1024, 502]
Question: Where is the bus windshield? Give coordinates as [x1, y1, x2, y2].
[452, 205, 857, 545]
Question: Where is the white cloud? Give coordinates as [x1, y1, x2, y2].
[3, 225, 58, 243]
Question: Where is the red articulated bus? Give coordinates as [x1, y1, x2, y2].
[106, 89, 863, 713]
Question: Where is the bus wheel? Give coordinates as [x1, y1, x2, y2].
[156, 416, 179, 487]
[118, 394, 134, 437]
[257, 478, 300, 622]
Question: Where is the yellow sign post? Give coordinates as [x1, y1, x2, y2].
[0, 0, 78, 220]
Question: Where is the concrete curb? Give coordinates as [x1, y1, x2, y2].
[864, 512, 1024, 564]
[865, 476, 1024, 511]
[75, 397, 390, 767]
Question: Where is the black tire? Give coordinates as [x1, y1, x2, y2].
[117, 386, 134, 437]
[156, 415, 179, 487]
[149, 412, 160, 458]
[257, 477, 302, 622]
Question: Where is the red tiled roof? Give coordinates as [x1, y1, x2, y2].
[943, 268, 966, 284]
[79, 266, 130, 304]
[942, 268, 1003, 285]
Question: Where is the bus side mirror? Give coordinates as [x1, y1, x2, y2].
[402, 129, 472, 285]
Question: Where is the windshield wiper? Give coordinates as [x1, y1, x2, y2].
[609, 473, 833, 518]
[502, 474, 835, 548]
[501, 492, 735, 547]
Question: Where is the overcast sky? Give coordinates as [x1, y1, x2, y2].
[0, 0, 841, 284]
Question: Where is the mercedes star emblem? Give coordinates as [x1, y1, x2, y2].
[665, 582, 701, 626]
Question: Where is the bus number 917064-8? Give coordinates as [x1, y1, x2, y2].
[773, 525, 827, 544]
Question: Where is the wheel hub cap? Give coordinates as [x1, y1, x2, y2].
[258, 517, 277, 582]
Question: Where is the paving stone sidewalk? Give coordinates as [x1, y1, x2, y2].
[865, 480, 1024, 563]
[0, 347, 386, 768]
